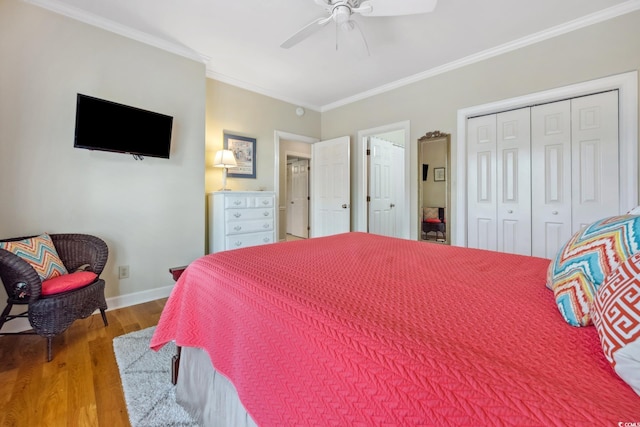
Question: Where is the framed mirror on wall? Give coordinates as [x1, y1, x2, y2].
[418, 131, 451, 244]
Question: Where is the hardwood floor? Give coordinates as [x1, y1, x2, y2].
[0, 298, 167, 427]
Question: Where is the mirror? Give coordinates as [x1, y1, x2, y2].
[418, 131, 450, 244]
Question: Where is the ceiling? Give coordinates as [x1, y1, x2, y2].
[27, 0, 639, 111]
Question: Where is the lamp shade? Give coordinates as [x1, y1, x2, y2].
[213, 149, 238, 168]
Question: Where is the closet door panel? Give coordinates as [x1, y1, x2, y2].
[531, 100, 572, 259]
[571, 91, 619, 231]
[467, 115, 497, 251]
[497, 108, 531, 255]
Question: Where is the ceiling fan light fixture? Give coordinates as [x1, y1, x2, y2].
[280, 0, 437, 51]
[341, 20, 355, 32]
[333, 5, 352, 24]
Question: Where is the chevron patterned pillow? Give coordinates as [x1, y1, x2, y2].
[0, 233, 68, 281]
[592, 253, 640, 395]
[547, 215, 640, 326]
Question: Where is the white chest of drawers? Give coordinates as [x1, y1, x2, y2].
[209, 191, 276, 253]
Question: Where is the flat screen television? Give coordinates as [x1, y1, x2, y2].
[74, 94, 173, 159]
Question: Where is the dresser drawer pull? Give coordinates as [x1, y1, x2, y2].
[233, 212, 242, 218]
[262, 223, 270, 229]
[262, 200, 269, 205]
[263, 237, 270, 243]
[263, 211, 270, 216]
[233, 200, 242, 206]
[234, 226, 242, 231]
[234, 241, 242, 247]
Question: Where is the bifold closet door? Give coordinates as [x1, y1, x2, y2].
[531, 100, 572, 259]
[496, 108, 531, 255]
[467, 115, 497, 251]
[530, 91, 619, 258]
[571, 91, 619, 231]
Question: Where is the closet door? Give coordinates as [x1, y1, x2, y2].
[531, 100, 572, 259]
[497, 108, 531, 255]
[467, 115, 497, 251]
[571, 91, 619, 231]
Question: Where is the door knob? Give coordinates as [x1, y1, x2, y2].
[507, 209, 513, 214]
[342, 204, 349, 209]
[390, 203, 395, 208]
[552, 211, 558, 215]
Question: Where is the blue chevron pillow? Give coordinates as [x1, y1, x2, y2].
[547, 215, 640, 326]
[0, 233, 68, 281]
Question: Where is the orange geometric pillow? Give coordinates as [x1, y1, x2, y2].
[592, 253, 640, 395]
[0, 233, 68, 281]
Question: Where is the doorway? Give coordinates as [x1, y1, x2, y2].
[356, 121, 410, 239]
[286, 156, 310, 239]
[274, 131, 319, 242]
[367, 134, 404, 238]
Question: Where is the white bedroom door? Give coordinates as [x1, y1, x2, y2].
[368, 137, 395, 237]
[291, 159, 309, 238]
[496, 108, 531, 255]
[467, 114, 498, 251]
[391, 143, 404, 237]
[311, 136, 350, 238]
[570, 91, 619, 231]
[531, 100, 573, 259]
[286, 162, 294, 234]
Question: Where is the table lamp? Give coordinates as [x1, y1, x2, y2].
[214, 149, 238, 191]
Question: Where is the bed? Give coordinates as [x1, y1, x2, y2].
[151, 232, 640, 425]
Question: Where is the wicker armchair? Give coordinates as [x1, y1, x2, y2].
[0, 233, 109, 361]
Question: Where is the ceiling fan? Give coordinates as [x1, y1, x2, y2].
[280, 0, 438, 55]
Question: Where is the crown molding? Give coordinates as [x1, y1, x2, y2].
[320, 0, 640, 111]
[24, 0, 640, 111]
[206, 69, 322, 112]
[23, 0, 210, 63]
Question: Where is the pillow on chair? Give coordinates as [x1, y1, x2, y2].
[0, 233, 68, 281]
[41, 271, 98, 296]
[423, 207, 439, 221]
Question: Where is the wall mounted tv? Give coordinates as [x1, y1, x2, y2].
[74, 94, 173, 159]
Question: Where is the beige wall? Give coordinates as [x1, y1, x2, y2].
[204, 80, 320, 194]
[0, 0, 206, 301]
[204, 80, 320, 250]
[320, 10, 640, 242]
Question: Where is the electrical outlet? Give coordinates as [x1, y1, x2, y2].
[118, 265, 130, 279]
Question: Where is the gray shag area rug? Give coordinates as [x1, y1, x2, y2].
[112, 327, 197, 427]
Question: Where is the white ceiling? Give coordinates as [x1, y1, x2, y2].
[27, 0, 639, 111]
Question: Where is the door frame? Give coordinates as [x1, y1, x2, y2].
[454, 71, 638, 247]
[274, 130, 319, 242]
[285, 152, 311, 238]
[356, 121, 411, 239]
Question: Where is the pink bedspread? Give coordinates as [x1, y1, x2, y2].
[151, 232, 640, 425]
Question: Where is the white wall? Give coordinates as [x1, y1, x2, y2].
[320, 10, 640, 242]
[0, 0, 206, 303]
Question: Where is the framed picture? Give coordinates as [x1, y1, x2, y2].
[434, 167, 445, 182]
[224, 133, 256, 179]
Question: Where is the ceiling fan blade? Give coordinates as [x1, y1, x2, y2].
[357, 0, 438, 17]
[280, 15, 332, 49]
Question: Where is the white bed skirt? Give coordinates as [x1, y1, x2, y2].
[176, 346, 258, 427]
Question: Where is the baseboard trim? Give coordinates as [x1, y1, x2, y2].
[106, 284, 174, 311]
[1, 285, 175, 333]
